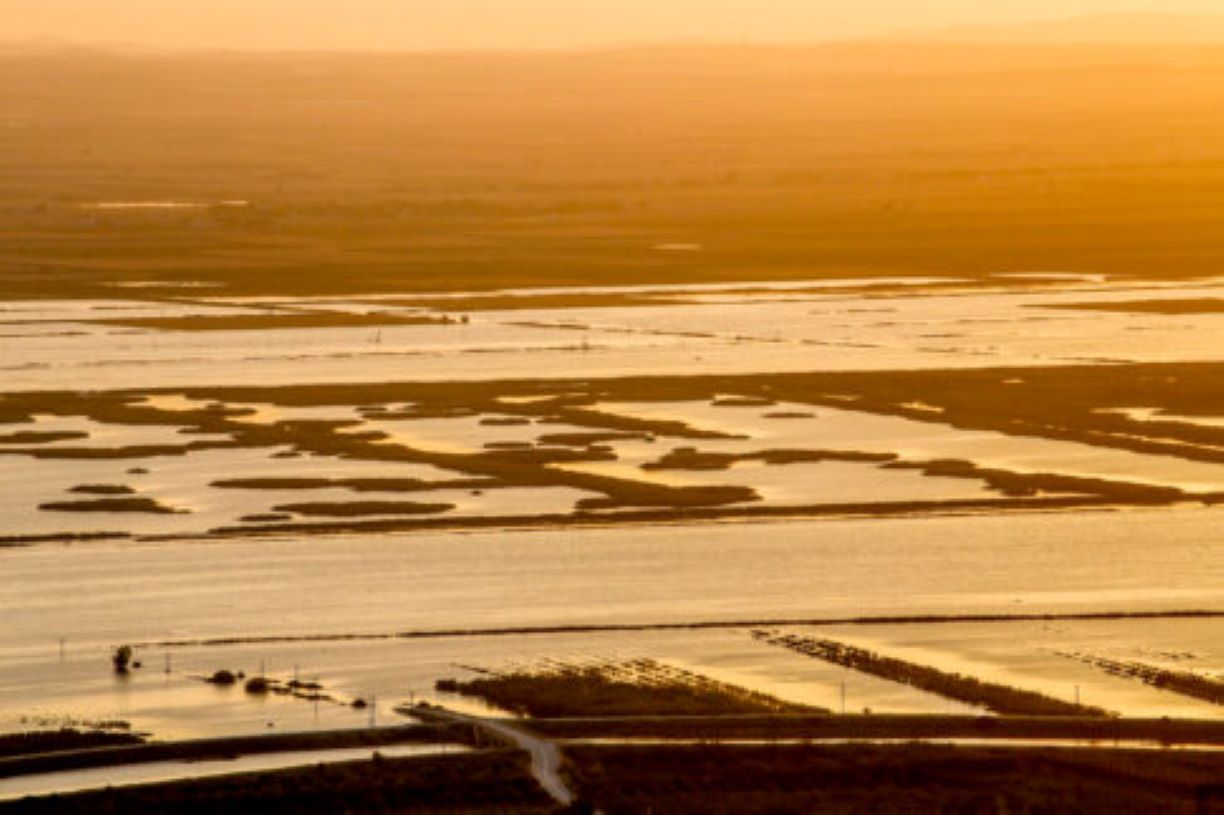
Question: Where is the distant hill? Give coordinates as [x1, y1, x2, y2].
[909, 13, 1224, 44]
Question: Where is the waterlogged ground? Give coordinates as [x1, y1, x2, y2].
[1, 275, 1221, 741]
[5, 277, 1224, 392]
[0, 510, 1221, 736]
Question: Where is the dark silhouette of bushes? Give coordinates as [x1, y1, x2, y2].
[436, 659, 819, 718]
[0, 729, 143, 759]
[111, 646, 133, 674]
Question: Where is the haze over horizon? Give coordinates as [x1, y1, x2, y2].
[5, 0, 1224, 51]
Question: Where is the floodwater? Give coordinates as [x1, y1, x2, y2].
[6, 278, 1224, 391]
[1, 276, 1221, 742]
[1, 508, 1220, 736]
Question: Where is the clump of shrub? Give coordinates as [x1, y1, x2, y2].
[112, 645, 134, 674]
[245, 676, 271, 695]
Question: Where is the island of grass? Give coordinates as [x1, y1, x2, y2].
[435, 658, 820, 718]
[643, 447, 895, 471]
[271, 501, 454, 518]
[68, 484, 135, 496]
[1036, 298, 1224, 315]
[38, 497, 182, 515]
[93, 312, 450, 332]
[212, 477, 489, 493]
[0, 431, 88, 445]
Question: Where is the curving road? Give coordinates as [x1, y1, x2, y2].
[430, 710, 573, 807]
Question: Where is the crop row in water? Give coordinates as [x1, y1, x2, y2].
[753, 631, 1110, 718]
[435, 657, 819, 718]
[1055, 651, 1224, 706]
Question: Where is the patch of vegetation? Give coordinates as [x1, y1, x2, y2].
[68, 484, 135, 496]
[480, 417, 532, 426]
[10, 361, 1224, 540]
[535, 431, 652, 447]
[0, 532, 131, 547]
[573, 484, 757, 511]
[238, 513, 294, 523]
[39, 497, 182, 515]
[1038, 298, 1224, 315]
[244, 676, 271, 694]
[111, 645, 133, 674]
[436, 658, 820, 718]
[272, 501, 454, 518]
[754, 631, 1110, 718]
[883, 459, 1188, 502]
[214, 477, 487, 493]
[0, 431, 88, 445]
[643, 446, 896, 471]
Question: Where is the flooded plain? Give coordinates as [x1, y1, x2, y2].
[1, 509, 1221, 736]
[1, 275, 1221, 743]
[6, 277, 1224, 392]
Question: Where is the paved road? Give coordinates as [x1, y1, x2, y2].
[430, 710, 573, 807]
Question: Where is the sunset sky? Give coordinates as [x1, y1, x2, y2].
[4, 0, 1224, 50]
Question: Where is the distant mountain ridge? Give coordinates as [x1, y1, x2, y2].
[910, 12, 1224, 44]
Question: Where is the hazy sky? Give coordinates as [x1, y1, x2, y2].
[5, 0, 1224, 51]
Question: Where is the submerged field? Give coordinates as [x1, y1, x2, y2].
[1, 274, 1222, 748]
